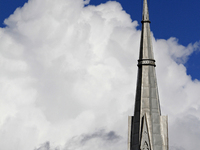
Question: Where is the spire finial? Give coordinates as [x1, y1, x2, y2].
[138, 0, 153, 61]
[142, 0, 150, 22]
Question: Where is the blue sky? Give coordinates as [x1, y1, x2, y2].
[1, 0, 199, 80]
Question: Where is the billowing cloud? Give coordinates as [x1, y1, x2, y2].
[0, 0, 200, 150]
[35, 130, 121, 150]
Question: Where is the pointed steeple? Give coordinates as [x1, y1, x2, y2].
[142, 0, 150, 22]
[139, 0, 154, 62]
[128, 0, 168, 150]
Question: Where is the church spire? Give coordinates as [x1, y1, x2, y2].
[128, 0, 168, 150]
[142, 0, 150, 22]
[139, 0, 154, 62]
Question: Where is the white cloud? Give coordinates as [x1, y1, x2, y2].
[0, 0, 200, 150]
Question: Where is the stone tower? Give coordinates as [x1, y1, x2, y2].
[128, 0, 168, 150]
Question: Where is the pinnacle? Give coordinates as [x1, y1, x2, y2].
[142, 0, 150, 22]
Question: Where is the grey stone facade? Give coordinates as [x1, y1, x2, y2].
[128, 0, 168, 150]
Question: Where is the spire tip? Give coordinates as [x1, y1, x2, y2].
[142, 0, 150, 22]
